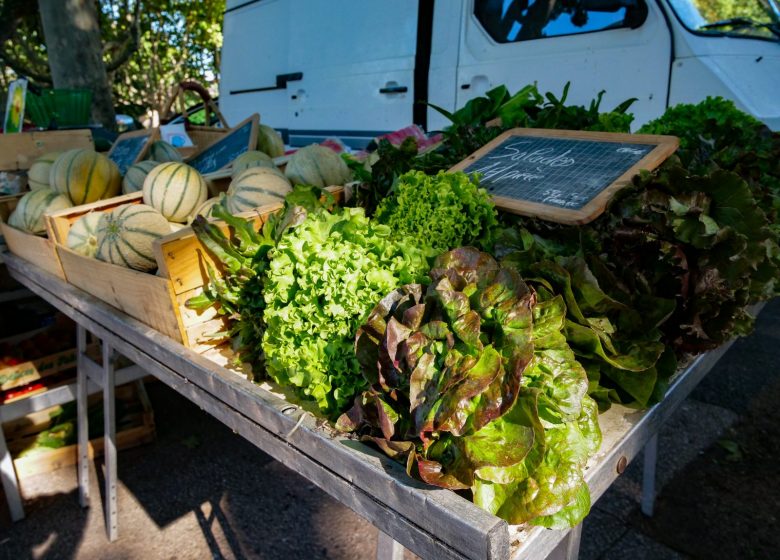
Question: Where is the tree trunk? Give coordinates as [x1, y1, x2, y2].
[38, 0, 115, 129]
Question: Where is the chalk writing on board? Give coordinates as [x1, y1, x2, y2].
[188, 119, 254, 174]
[463, 136, 655, 210]
[109, 135, 149, 175]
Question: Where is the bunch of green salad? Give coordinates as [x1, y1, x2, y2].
[262, 206, 430, 416]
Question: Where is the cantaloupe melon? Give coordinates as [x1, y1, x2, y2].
[231, 151, 275, 178]
[49, 149, 121, 205]
[256, 124, 285, 158]
[142, 162, 208, 223]
[225, 167, 291, 214]
[189, 196, 224, 222]
[66, 212, 103, 257]
[28, 151, 61, 190]
[7, 188, 73, 234]
[123, 160, 160, 194]
[285, 145, 351, 188]
[95, 204, 170, 271]
[148, 141, 183, 162]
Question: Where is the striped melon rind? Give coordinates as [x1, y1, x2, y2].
[66, 211, 103, 258]
[285, 144, 351, 188]
[95, 203, 170, 271]
[49, 149, 121, 205]
[123, 160, 160, 194]
[148, 141, 183, 163]
[225, 167, 291, 214]
[142, 162, 208, 223]
[257, 124, 285, 158]
[28, 151, 61, 190]
[7, 188, 73, 234]
[231, 151, 275, 178]
[189, 195, 225, 223]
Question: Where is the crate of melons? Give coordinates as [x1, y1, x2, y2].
[0, 148, 118, 278]
[44, 145, 341, 349]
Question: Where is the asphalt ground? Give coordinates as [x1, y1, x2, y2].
[2, 299, 779, 560]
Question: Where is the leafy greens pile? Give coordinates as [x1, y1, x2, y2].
[375, 170, 498, 252]
[638, 97, 780, 218]
[262, 206, 430, 415]
[351, 83, 636, 214]
[187, 186, 334, 370]
[497, 228, 677, 410]
[338, 248, 601, 528]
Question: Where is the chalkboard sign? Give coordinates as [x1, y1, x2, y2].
[186, 114, 259, 174]
[108, 128, 158, 175]
[450, 128, 678, 225]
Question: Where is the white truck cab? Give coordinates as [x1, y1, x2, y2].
[220, 0, 780, 147]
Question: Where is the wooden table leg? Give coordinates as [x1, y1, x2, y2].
[641, 432, 659, 517]
[103, 341, 118, 541]
[376, 531, 404, 560]
[77, 325, 90, 508]
[0, 427, 24, 521]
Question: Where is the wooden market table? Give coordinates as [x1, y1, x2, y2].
[3, 252, 750, 560]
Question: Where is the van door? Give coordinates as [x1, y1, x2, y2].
[455, 0, 672, 127]
[285, 0, 419, 147]
[220, 0, 293, 130]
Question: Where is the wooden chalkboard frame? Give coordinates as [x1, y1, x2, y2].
[185, 113, 259, 174]
[107, 128, 159, 174]
[449, 128, 679, 225]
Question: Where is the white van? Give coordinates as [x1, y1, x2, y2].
[219, 0, 780, 147]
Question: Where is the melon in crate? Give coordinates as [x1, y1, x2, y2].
[142, 162, 208, 223]
[190, 196, 224, 222]
[285, 145, 351, 188]
[225, 167, 291, 214]
[231, 151, 275, 178]
[7, 188, 73, 235]
[257, 124, 285, 158]
[49, 149, 121, 205]
[123, 161, 160, 194]
[66, 211, 103, 258]
[27, 151, 61, 190]
[148, 140, 183, 162]
[95, 204, 171, 271]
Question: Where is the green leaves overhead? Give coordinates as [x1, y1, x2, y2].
[339, 248, 600, 527]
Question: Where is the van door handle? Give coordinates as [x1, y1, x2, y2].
[229, 72, 303, 95]
[379, 85, 408, 94]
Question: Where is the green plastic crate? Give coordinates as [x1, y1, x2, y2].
[25, 88, 92, 128]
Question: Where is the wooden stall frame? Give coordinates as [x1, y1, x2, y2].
[0, 130, 94, 171]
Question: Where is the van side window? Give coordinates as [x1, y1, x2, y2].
[474, 0, 648, 43]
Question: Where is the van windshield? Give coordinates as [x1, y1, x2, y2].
[668, 0, 780, 40]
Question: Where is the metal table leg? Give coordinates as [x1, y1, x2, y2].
[77, 325, 90, 508]
[641, 433, 659, 517]
[0, 427, 24, 521]
[376, 531, 404, 560]
[548, 523, 583, 560]
[103, 341, 118, 541]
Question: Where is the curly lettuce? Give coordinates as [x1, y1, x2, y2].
[262, 207, 430, 416]
[375, 170, 499, 252]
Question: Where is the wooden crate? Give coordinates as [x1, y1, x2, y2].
[1, 192, 142, 281]
[46, 193, 288, 350]
[46, 188, 343, 351]
[0, 130, 94, 171]
[4, 381, 156, 478]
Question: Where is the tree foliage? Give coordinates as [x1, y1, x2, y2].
[0, 0, 224, 119]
